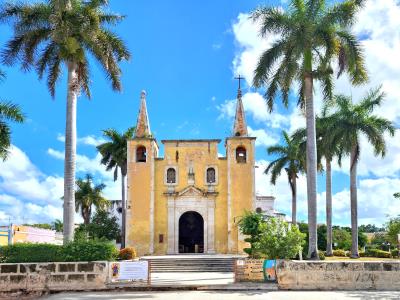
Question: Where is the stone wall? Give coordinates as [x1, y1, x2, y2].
[0, 261, 108, 292]
[235, 259, 264, 282]
[276, 260, 400, 290]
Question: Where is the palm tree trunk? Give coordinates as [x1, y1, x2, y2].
[350, 145, 359, 258]
[326, 158, 333, 256]
[304, 72, 319, 260]
[291, 173, 297, 225]
[121, 171, 126, 249]
[63, 61, 78, 244]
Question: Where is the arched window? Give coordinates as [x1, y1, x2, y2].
[206, 167, 216, 184]
[236, 146, 246, 163]
[166, 168, 176, 184]
[136, 146, 147, 162]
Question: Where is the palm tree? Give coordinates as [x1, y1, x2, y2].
[0, 0, 130, 243]
[75, 174, 109, 225]
[53, 219, 63, 232]
[97, 127, 135, 248]
[293, 114, 341, 256]
[395, 193, 400, 199]
[251, 0, 367, 259]
[0, 70, 24, 160]
[326, 87, 395, 258]
[266, 131, 304, 225]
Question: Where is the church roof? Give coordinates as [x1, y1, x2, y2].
[135, 90, 151, 138]
[233, 88, 248, 137]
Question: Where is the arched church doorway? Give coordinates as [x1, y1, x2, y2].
[178, 211, 204, 253]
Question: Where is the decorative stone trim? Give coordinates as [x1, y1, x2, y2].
[164, 165, 178, 186]
[204, 165, 218, 186]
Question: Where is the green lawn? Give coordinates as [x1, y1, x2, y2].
[325, 256, 400, 261]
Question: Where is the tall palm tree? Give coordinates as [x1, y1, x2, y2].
[97, 127, 135, 248]
[326, 87, 395, 258]
[251, 0, 367, 259]
[293, 114, 341, 256]
[75, 174, 109, 225]
[266, 131, 304, 225]
[0, 0, 130, 243]
[0, 70, 24, 160]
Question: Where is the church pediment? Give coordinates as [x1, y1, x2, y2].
[177, 186, 205, 198]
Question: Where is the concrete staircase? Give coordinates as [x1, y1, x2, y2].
[141, 256, 236, 273]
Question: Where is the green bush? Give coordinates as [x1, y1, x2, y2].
[0, 240, 118, 263]
[0, 243, 63, 263]
[62, 240, 118, 262]
[364, 248, 392, 258]
[333, 249, 346, 257]
[391, 249, 399, 258]
[318, 250, 326, 260]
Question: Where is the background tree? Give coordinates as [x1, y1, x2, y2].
[394, 193, 400, 199]
[0, 70, 24, 160]
[53, 219, 63, 232]
[326, 88, 395, 257]
[75, 210, 120, 242]
[1, 0, 130, 243]
[251, 0, 367, 259]
[75, 174, 109, 225]
[386, 217, 400, 246]
[97, 127, 135, 248]
[265, 131, 304, 224]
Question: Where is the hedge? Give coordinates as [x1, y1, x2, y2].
[333, 249, 347, 257]
[0, 240, 118, 263]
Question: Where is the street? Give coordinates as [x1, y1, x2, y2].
[42, 290, 400, 300]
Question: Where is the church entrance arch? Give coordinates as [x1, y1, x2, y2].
[178, 211, 204, 253]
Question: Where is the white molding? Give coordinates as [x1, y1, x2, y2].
[167, 197, 215, 254]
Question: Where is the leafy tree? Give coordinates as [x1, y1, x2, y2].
[238, 211, 264, 258]
[359, 224, 385, 233]
[23, 223, 52, 230]
[97, 127, 135, 248]
[326, 88, 395, 257]
[1, 0, 130, 243]
[333, 227, 352, 250]
[251, 0, 367, 259]
[0, 70, 24, 160]
[265, 131, 304, 224]
[75, 174, 109, 225]
[258, 217, 305, 259]
[76, 210, 120, 242]
[386, 217, 400, 246]
[394, 193, 400, 199]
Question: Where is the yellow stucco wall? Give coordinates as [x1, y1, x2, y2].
[127, 137, 255, 256]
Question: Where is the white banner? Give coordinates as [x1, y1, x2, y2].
[110, 261, 149, 282]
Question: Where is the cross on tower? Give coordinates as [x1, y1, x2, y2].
[234, 75, 244, 90]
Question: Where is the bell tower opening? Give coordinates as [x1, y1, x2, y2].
[178, 211, 204, 253]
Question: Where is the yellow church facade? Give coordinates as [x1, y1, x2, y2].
[126, 88, 256, 256]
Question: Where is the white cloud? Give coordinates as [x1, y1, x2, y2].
[57, 133, 106, 147]
[248, 126, 278, 147]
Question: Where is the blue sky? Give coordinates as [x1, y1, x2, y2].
[0, 0, 399, 227]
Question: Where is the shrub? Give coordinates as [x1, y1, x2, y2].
[391, 249, 399, 258]
[238, 211, 264, 258]
[0, 243, 62, 263]
[62, 240, 118, 262]
[333, 249, 346, 257]
[359, 251, 366, 257]
[318, 250, 326, 260]
[0, 240, 118, 263]
[374, 250, 392, 258]
[119, 247, 137, 260]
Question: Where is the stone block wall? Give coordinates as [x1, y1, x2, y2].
[235, 259, 264, 282]
[0, 261, 108, 292]
[276, 260, 400, 290]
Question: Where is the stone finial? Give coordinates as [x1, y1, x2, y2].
[135, 90, 151, 138]
[232, 88, 248, 137]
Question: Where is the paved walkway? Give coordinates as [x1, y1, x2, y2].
[42, 290, 400, 300]
[150, 272, 234, 286]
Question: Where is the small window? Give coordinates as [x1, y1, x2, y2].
[206, 167, 216, 183]
[236, 146, 246, 163]
[136, 146, 147, 162]
[167, 168, 176, 184]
